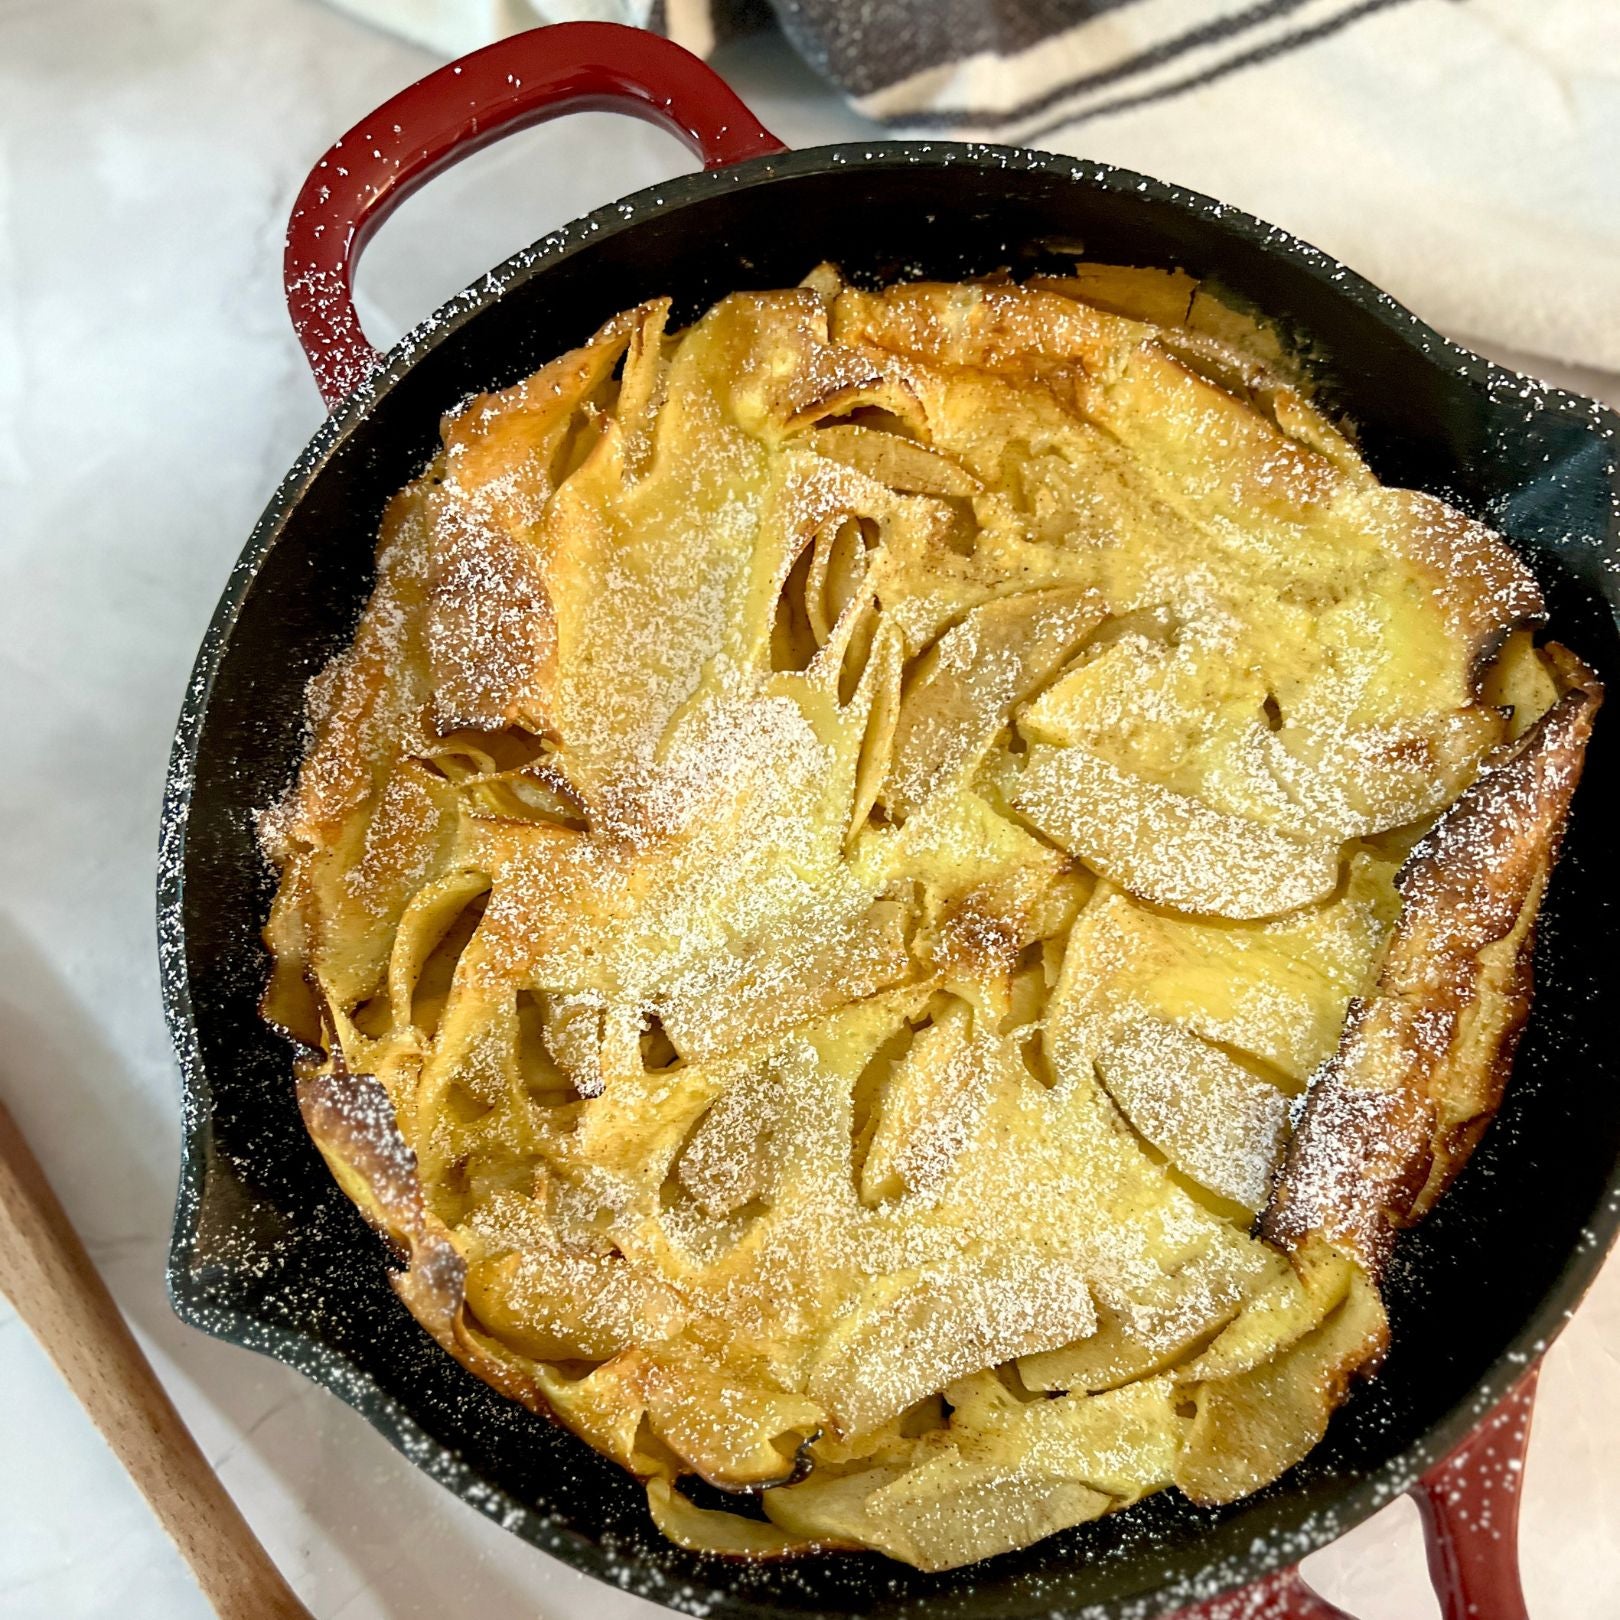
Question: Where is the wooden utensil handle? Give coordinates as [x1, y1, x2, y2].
[0, 1100, 310, 1619]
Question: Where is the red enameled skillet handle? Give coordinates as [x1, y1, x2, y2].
[284, 21, 786, 409]
[1168, 1369, 1537, 1619]
[1411, 1368, 1537, 1620]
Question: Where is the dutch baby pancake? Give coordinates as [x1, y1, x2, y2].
[260, 264, 1598, 1570]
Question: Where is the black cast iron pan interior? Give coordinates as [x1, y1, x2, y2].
[159, 144, 1620, 1620]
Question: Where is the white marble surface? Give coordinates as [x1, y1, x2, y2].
[1, 2, 1617, 1616]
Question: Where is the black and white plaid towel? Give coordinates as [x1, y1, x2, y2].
[326, 0, 1620, 374]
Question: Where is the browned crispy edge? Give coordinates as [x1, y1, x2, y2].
[1263, 645, 1603, 1277]
[294, 1062, 561, 1422]
[296, 1062, 823, 1506]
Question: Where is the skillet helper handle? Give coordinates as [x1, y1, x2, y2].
[284, 20, 786, 409]
[0, 1099, 311, 1620]
[1168, 1370, 1538, 1620]
[1413, 1368, 1537, 1620]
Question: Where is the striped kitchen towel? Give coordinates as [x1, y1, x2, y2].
[759, 0, 1447, 140]
[323, 0, 1620, 373]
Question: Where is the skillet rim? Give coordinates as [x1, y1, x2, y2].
[158, 137, 1620, 1619]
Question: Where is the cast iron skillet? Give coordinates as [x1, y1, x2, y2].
[159, 23, 1620, 1620]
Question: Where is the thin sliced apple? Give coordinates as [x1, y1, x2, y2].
[1174, 1269, 1387, 1504]
[884, 586, 1104, 820]
[806, 1250, 1096, 1436]
[1094, 1015, 1292, 1212]
[806, 424, 981, 497]
[1012, 744, 1341, 919]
